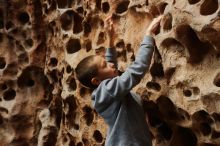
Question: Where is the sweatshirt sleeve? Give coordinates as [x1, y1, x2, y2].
[105, 48, 118, 69]
[92, 36, 155, 112]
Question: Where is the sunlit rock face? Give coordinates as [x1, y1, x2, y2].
[0, 0, 219, 145]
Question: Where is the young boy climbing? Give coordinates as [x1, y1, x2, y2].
[75, 15, 162, 146]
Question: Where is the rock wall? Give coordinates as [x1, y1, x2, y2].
[0, 0, 219, 146]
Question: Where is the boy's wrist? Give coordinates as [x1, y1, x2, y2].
[145, 31, 153, 36]
[109, 39, 114, 48]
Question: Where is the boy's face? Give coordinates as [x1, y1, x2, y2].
[92, 56, 118, 85]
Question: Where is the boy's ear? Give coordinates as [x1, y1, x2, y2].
[91, 77, 101, 86]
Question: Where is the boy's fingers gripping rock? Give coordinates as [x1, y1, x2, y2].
[146, 15, 163, 36]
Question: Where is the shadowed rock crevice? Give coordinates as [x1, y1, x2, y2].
[66, 38, 81, 54]
[115, 1, 130, 14]
[188, 0, 201, 5]
[175, 24, 213, 64]
[200, 0, 218, 16]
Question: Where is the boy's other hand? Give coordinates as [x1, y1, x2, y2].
[146, 15, 163, 36]
[105, 15, 115, 37]
[105, 15, 115, 47]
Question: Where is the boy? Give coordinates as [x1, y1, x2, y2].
[75, 16, 162, 146]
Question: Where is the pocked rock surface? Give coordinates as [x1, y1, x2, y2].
[0, 0, 220, 146]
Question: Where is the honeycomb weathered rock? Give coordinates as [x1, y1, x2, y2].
[0, 0, 219, 146]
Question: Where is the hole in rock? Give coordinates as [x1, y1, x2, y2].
[17, 11, 29, 24]
[97, 32, 105, 45]
[116, 40, 125, 48]
[0, 114, 3, 125]
[48, 69, 59, 83]
[0, 19, 3, 29]
[17, 66, 49, 88]
[199, 143, 219, 146]
[3, 63, 18, 76]
[143, 101, 160, 126]
[115, 1, 130, 14]
[82, 138, 90, 146]
[102, 2, 110, 13]
[183, 89, 192, 97]
[85, 40, 92, 52]
[150, 47, 164, 78]
[157, 122, 173, 140]
[93, 130, 103, 143]
[83, 21, 92, 36]
[178, 108, 190, 120]
[17, 74, 35, 87]
[212, 130, 220, 139]
[42, 126, 58, 146]
[60, 10, 73, 31]
[163, 13, 172, 31]
[156, 96, 179, 121]
[3, 88, 16, 100]
[18, 53, 29, 65]
[83, 106, 94, 126]
[76, 142, 83, 146]
[146, 81, 161, 91]
[56, 0, 67, 8]
[66, 65, 72, 73]
[0, 83, 7, 90]
[0, 8, 3, 29]
[213, 73, 220, 87]
[73, 123, 79, 130]
[201, 27, 220, 51]
[200, 0, 218, 16]
[199, 122, 212, 136]
[62, 136, 68, 143]
[0, 18, 4, 29]
[49, 57, 58, 67]
[66, 38, 81, 54]
[188, 0, 201, 4]
[0, 107, 8, 114]
[0, 57, 6, 69]
[96, 0, 102, 10]
[64, 95, 77, 112]
[157, 2, 168, 14]
[150, 63, 164, 78]
[76, 7, 84, 15]
[212, 112, 220, 122]
[6, 21, 14, 30]
[165, 67, 176, 83]
[10, 138, 29, 146]
[73, 11, 83, 34]
[24, 38, 34, 48]
[79, 87, 90, 97]
[161, 38, 184, 50]
[149, 5, 160, 17]
[66, 76, 77, 91]
[192, 110, 214, 123]
[192, 87, 200, 95]
[0, 33, 3, 42]
[175, 24, 211, 64]
[170, 126, 197, 146]
[69, 140, 76, 146]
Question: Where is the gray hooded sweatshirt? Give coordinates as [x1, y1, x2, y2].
[92, 36, 154, 146]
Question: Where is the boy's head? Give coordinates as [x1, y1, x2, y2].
[75, 55, 118, 89]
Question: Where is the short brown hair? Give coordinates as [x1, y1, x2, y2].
[75, 55, 99, 89]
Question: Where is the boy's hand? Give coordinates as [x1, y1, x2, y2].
[146, 15, 163, 36]
[105, 15, 115, 47]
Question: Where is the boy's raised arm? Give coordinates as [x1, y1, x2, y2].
[99, 16, 162, 99]
[105, 15, 117, 68]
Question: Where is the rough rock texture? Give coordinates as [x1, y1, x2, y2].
[0, 0, 219, 146]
